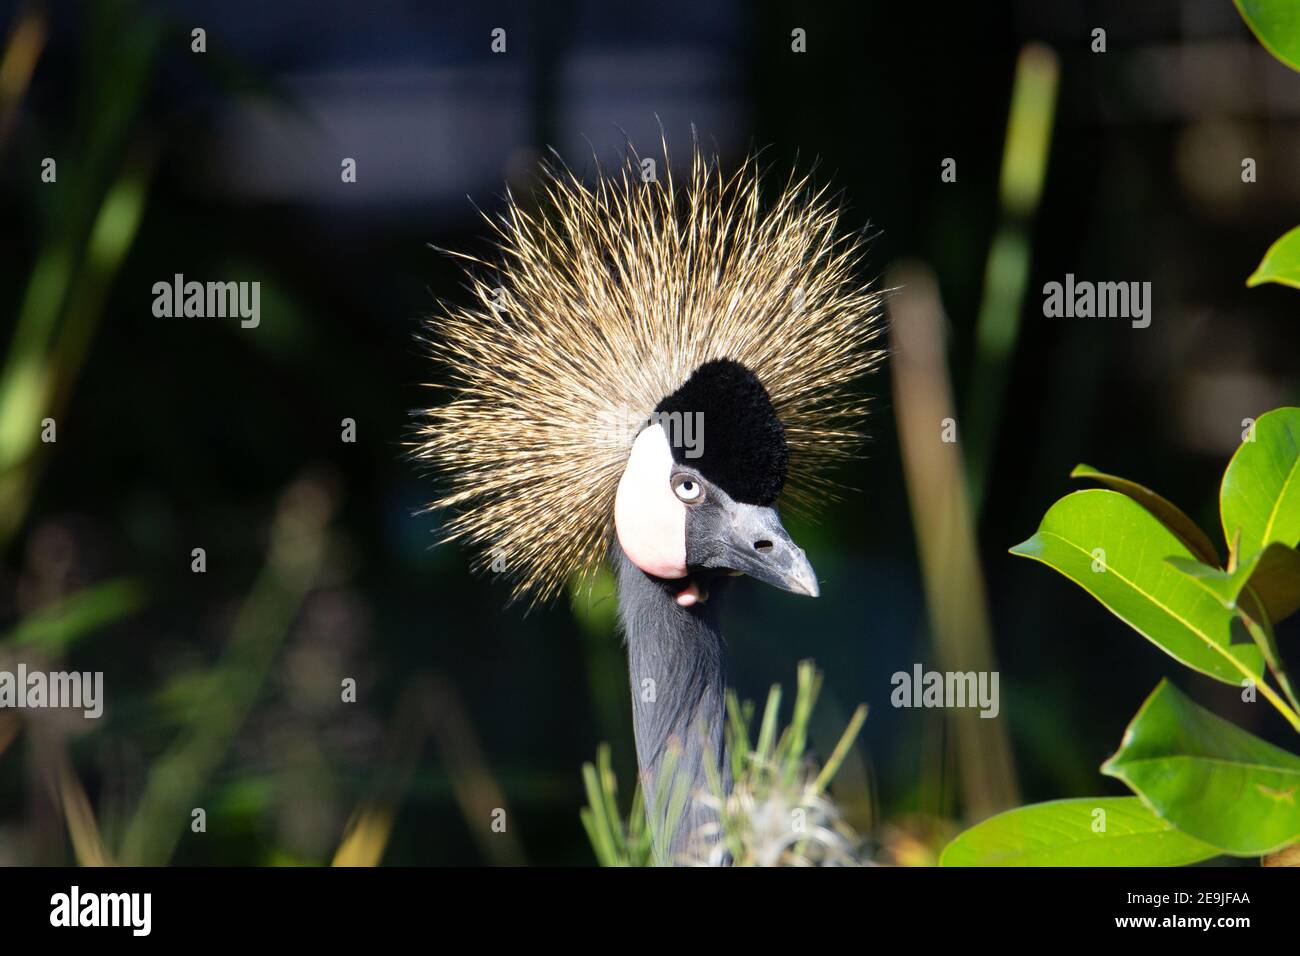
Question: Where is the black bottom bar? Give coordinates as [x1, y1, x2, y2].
[0, 865, 1280, 942]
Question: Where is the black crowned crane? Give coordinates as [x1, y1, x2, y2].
[416, 146, 883, 862]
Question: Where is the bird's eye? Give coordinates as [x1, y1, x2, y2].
[672, 474, 704, 503]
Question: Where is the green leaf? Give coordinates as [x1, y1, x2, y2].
[1247, 226, 1300, 289]
[1164, 556, 1249, 608]
[1235, 0, 1300, 73]
[1164, 553, 1285, 680]
[1242, 542, 1300, 623]
[1012, 490, 1264, 686]
[940, 797, 1220, 866]
[1072, 463, 1220, 566]
[1167, 542, 1300, 623]
[1220, 408, 1300, 560]
[1103, 680, 1300, 856]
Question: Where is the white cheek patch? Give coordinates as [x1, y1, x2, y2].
[614, 423, 687, 579]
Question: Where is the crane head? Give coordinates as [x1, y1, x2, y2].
[415, 147, 884, 605]
[613, 358, 819, 604]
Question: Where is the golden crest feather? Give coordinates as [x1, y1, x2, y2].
[414, 145, 885, 604]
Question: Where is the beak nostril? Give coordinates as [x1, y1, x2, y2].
[753, 539, 774, 553]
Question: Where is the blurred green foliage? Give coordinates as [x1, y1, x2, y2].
[947, 408, 1300, 864]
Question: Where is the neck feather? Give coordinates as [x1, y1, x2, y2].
[613, 546, 730, 863]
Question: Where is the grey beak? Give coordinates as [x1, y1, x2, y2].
[702, 502, 820, 597]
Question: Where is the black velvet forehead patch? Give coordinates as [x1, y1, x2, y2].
[653, 358, 788, 506]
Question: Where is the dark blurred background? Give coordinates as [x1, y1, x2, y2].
[1, 0, 1297, 865]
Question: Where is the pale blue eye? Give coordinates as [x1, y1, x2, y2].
[675, 479, 701, 501]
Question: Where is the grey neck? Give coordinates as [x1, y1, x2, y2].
[613, 546, 730, 864]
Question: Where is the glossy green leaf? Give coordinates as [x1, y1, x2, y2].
[1103, 680, 1300, 855]
[1235, 0, 1300, 72]
[1164, 556, 1249, 607]
[1164, 553, 1284, 679]
[940, 797, 1220, 867]
[1221, 407, 1300, 560]
[1073, 463, 1220, 566]
[1168, 542, 1300, 623]
[1242, 543, 1300, 622]
[1012, 490, 1264, 686]
[1247, 225, 1300, 289]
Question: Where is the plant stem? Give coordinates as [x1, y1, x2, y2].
[1257, 678, 1300, 735]
[1274, 668, 1300, 718]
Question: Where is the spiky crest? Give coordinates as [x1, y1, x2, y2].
[414, 145, 885, 604]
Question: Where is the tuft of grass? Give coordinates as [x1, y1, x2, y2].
[581, 660, 868, 866]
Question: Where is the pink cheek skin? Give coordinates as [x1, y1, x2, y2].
[614, 426, 688, 580]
